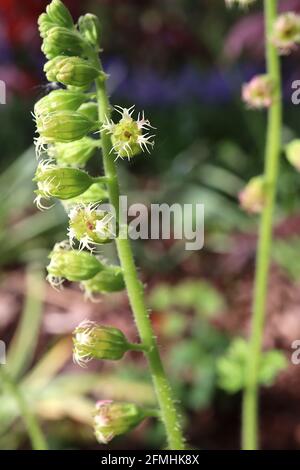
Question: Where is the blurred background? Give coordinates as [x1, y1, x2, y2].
[1, 0, 300, 450]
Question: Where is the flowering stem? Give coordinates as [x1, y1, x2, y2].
[94, 64, 185, 450]
[242, 0, 282, 450]
[0, 367, 48, 450]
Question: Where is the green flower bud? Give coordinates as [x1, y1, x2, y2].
[33, 160, 96, 209]
[46, 0, 74, 29]
[102, 106, 155, 159]
[45, 56, 100, 87]
[286, 140, 300, 171]
[93, 401, 147, 444]
[42, 27, 87, 59]
[68, 203, 115, 250]
[73, 321, 130, 366]
[82, 266, 125, 299]
[47, 242, 103, 288]
[36, 110, 96, 144]
[78, 13, 101, 47]
[48, 136, 100, 167]
[63, 183, 108, 209]
[78, 102, 99, 122]
[34, 90, 86, 118]
[38, 13, 56, 39]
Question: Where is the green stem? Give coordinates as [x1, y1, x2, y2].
[127, 342, 148, 353]
[242, 0, 282, 450]
[94, 66, 185, 450]
[0, 367, 48, 450]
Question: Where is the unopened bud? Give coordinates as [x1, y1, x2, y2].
[93, 401, 147, 444]
[242, 75, 273, 109]
[44, 56, 100, 87]
[272, 12, 300, 55]
[42, 27, 88, 59]
[285, 140, 300, 171]
[68, 204, 115, 250]
[48, 136, 100, 167]
[33, 160, 96, 210]
[46, 0, 74, 29]
[47, 242, 103, 288]
[102, 106, 155, 159]
[78, 13, 101, 47]
[78, 102, 99, 122]
[35, 110, 96, 144]
[73, 321, 130, 366]
[239, 176, 265, 214]
[38, 13, 56, 39]
[34, 90, 86, 117]
[82, 266, 125, 299]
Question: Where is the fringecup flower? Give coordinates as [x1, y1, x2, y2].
[46, 241, 103, 288]
[33, 160, 96, 209]
[271, 12, 300, 55]
[93, 401, 147, 444]
[34, 110, 96, 155]
[102, 106, 155, 159]
[73, 321, 130, 366]
[68, 203, 115, 250]
[242, 75, 273, 109]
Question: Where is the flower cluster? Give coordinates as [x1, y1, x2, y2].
[32, 0, 158, 445]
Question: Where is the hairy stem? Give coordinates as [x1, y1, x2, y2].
[242, 0, 282, 450]
[94, 64, 185, 450]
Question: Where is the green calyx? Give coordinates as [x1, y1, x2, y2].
[47, 242, 103, 286]
[64, 183, 108, 207]
[41, 27, 88, 60]
[46, 0, 74, 29]
[78, 13, 101, 47]
[44, 56, 100, 87]
[36, 110, 96, 143]
[34, 162, 96, 203]
[48, 136, 100, 167]
[34, 90, 86, 117]
[73, 322, 130, 365]
[82, 266, 125, 296]
[93, 401, 148, 444]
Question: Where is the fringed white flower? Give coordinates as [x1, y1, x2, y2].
[67, 203, 115, 250]
[72, 319, 97, 367]
[101, 105, 155, 160]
